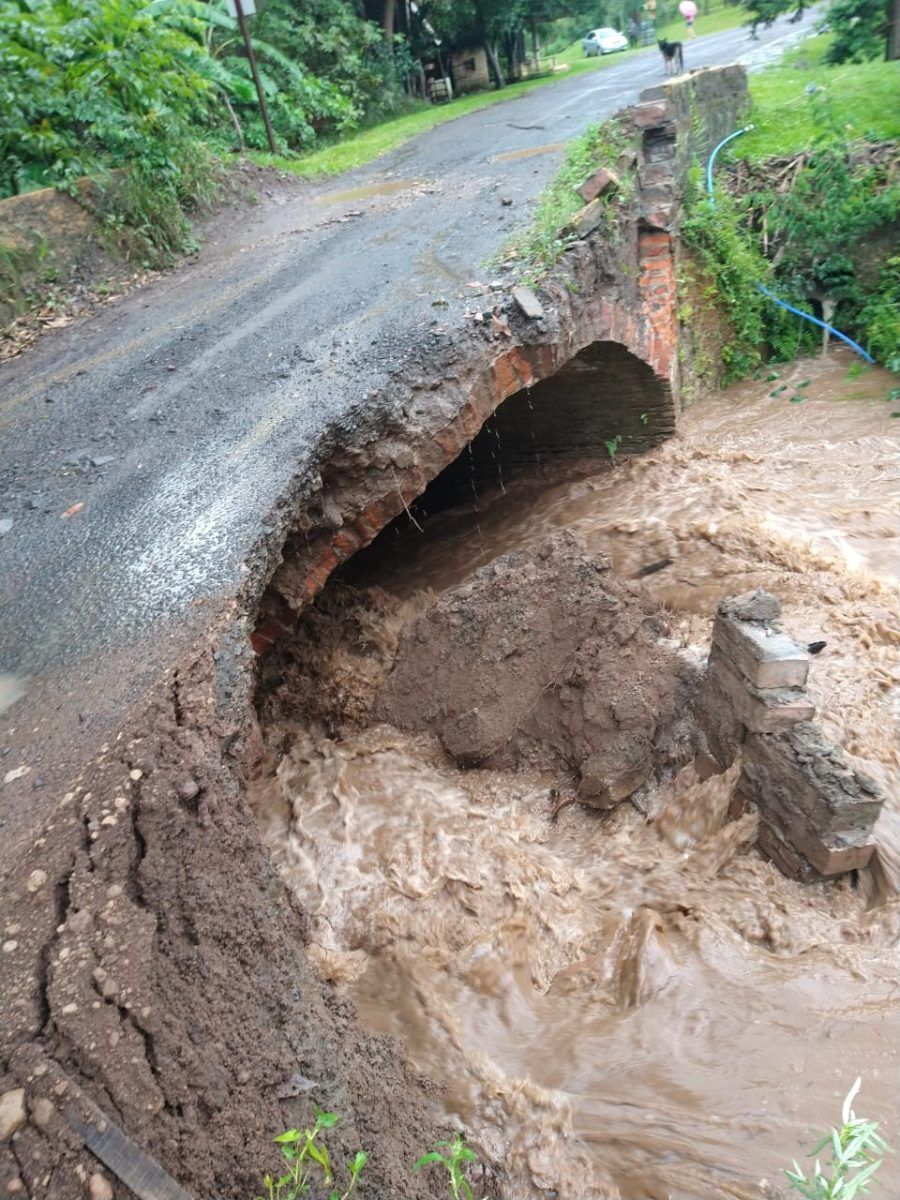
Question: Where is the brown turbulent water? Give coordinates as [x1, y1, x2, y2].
[252, 353, 900, 1200]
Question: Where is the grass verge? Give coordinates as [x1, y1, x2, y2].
[740, 34, 900, 159]
[495, 116, 634, 281]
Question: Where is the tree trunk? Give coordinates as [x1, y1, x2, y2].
[484, 38, 506, 87]
[887, 0, 900, 59]
[382, 0, 396, 41]
[515, 28, 526, 71]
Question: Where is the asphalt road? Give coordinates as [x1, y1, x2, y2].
[0, 11, 818, 748]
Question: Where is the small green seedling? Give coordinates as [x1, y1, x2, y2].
[639, 412, 650, 426]
[785, 1078, 891, 1200]
[414, 1132, 479, 1200]
[770, 384, 789, 397]
[257, 1111, 367, 1200]
[603, 434, 622, 461]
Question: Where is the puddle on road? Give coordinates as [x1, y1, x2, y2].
[492, 142, 567, 162]
[315, 179, 422, 205]
[0, 674, 26, 715]
[252, 353, 900, 1200]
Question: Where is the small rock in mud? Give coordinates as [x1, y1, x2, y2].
[87, 1172, 114, 1200]
[176, 777, 199, 801]
[0, 1089, 26, 1140]
[26, 869, 47, 893]
[30, 1097, 55, 1129]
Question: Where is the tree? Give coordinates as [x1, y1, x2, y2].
[740, 0, 899, 60]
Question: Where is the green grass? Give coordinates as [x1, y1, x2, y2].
[251, 0, 748, 179]
[739, 34, 900, 160]
[497, 116, 633, 280]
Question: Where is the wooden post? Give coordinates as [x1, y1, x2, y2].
[234, 0, 277, 155]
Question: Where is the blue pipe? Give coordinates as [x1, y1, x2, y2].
[758, 285, 875, 363]
[704, 125, 876, 364]
[706, 125, 754, 208]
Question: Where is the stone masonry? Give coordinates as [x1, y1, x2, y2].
[699, 590, 885, 879]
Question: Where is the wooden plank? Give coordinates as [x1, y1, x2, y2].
[67, 1103, 192, 1200]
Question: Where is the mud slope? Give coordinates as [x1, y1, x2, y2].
[0, 644, 457, 1200]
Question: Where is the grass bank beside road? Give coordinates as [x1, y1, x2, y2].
[741, 35, 900, 159]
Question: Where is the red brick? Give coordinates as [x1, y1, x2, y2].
[633, 101, 669, 127]
[577, 166, 620, 204]
[435, 422, 466, 459]
[510, 345, 536, 388]
[534, 343, 555, 376]
[459, 399, 486, 439]
[638, 231, 672, 258]
[491, 353, 519, 400]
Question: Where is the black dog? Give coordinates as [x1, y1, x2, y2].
[658, 39, 684, 75]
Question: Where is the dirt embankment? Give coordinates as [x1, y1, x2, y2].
[0, 642, 452, 1200]
[374, 532, 698, 803]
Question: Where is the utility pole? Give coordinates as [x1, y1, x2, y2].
[229, 0, 277, 155]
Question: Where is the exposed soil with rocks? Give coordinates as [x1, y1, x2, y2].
[0, 644, 454, 1200]
[374, 531, 698, 801]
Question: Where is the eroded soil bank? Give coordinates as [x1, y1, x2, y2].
[252, 351, 900, 1200]
[2, 351, 898, 1200]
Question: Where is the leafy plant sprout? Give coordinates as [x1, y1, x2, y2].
[785, 1078, 891, 1200]
[414, 1132, 480, 1200]
[603, 434, 623, 461]
[256, 1110, 367, 1200]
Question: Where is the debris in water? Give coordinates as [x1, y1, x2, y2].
[637, 557, 673, 578]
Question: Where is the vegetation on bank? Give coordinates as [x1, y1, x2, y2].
[785, 1078, 891, 1200]
[495, 32, 897, 383]
[253, 1081, 891, 1200]
[254, 1114, 481, 1200]
[681, 34, 899, 380]
[739, 35, 900, 159]
[492, 116, 634, 281]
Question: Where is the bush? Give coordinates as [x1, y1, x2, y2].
[857, 255, 900, 372]
[0, 0, 226, 197]
[681, 186, 773, 381]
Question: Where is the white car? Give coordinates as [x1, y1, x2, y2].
[582, 27, 629, 55]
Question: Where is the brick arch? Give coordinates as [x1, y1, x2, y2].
[423, 339, 673, 509]
[258, 311, 677, 646]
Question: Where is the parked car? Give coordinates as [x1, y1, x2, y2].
[582, 27, 629, 55]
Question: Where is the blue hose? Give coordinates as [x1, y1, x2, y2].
[704, 126, 876, 364]
[706, 125, 754, 208]
[758, 285, 875, 362]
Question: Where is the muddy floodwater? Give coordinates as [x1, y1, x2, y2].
[252, 353, 900, 1200]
